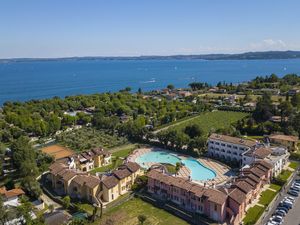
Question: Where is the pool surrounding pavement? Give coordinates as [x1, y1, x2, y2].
[128, 147, 231, 186]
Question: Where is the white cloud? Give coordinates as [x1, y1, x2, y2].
[250, 39, 287, 50]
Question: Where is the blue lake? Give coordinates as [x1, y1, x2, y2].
[1, 59, 300, 105]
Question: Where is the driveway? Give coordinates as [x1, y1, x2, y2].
[40, 192, 62, 209]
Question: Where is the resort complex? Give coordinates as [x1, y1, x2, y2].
[38, 130, 293, 225]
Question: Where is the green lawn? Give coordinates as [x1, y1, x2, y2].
[167, 111, 248, 134]
[110, 145, 136, 158]
[74, 203, 94, 215]
[289, 161, 299, 170]
[258, 189, 277, 207]
[269, 184, 282, 192]
[277, 170, 293, 182]
[164, 164, 176, 174]
[243, 205, 265, 225]
[96, 197, 189, 225]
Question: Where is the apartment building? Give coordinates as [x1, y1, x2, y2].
[208, 133, 257, 164]
[147, 160, 272, 225]
[48, 161, 141, 206]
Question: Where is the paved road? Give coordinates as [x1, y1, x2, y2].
[261, 170, 299, 225]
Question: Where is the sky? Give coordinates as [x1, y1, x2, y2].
[0, 0, 300, 58]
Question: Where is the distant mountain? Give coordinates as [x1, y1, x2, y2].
[1, 50, 300, 62]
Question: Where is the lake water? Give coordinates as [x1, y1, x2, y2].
[1, 59, 300, 105]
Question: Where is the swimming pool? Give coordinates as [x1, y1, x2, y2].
[135, 150, 216, 181]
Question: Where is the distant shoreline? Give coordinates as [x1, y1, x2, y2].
[1, 50, 300, 62]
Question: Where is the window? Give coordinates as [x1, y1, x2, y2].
[227, 144, 232, 148]
[214, 204, 217, 211]
[233, 146, 238, 149]
[221, 143, 225, 146]
[216, 142, 220, 145]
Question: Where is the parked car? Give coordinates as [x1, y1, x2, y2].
[284, 196, 295, 202]
[276, 207, 289, 213]
[279, 201, 293, 209]
[290, 186, 300, 192]
[288, 190, 299, 197]
[274, 210, 285, 217]
[271, 215, 284, 224]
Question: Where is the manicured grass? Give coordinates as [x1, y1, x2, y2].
[289, 161, 299, 170]
[96, 197, 189, 225]
[75, 203, 94, 215]
[269, 183, 282, 192]
[168, 111, 248, 134]
[243, 205, 265, 225]
[164, 164, 176, 174]
[258, 189, 277, 207]
[277, 170, 293, 182]
[110, 145, 136, 158]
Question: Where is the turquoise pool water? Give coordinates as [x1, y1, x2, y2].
[135, 150, 216, 181]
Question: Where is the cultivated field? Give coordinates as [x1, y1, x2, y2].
[167, 111, 248, 134]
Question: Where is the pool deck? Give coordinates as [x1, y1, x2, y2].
[128, 147, 231, 186]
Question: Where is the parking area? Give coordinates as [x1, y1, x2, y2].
[262, 170, 300, 225]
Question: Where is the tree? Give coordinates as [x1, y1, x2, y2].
[21, 176, 42, 199]
[0, 196, 8, 224]
[138, 214, 147, 224]
[11, 136, 39, 177]
[184, 124, 203, 138]
[167, 84, 174, 90]
[175, 162, 181, 175]
[48, 204, 54, 213]
[62, 196, 71, 209]
[291, 93, 300, 108]
[253, 93, 273, 122]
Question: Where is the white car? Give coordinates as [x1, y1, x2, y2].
[284, 196, 295, 202]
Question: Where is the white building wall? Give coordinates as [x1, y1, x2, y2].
[208, 139, 251, 164]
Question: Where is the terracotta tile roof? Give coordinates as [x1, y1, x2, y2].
[240, 178, 256, 187]
[0, 188, 25, 198]
[61, 170, 77, 182]
[205, 189, 227, 205]
[124, 162, 140, 173]
[91, 148, 111, 157]
[209, 133, 257, 147]
[248, 167, 266, 178]
[254, 160, 273, 170]
[229, 188, 246, 205]
[234, 181, 253, 194]
[246, 174, 260, 184]
[102, 176, 119, 189]
[269, 134, 299, 142]
[113, 169, 132, 180]
[72, 175, 100, 189]
[244, 147, 271, 159]
[49, 162, 68, 175]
